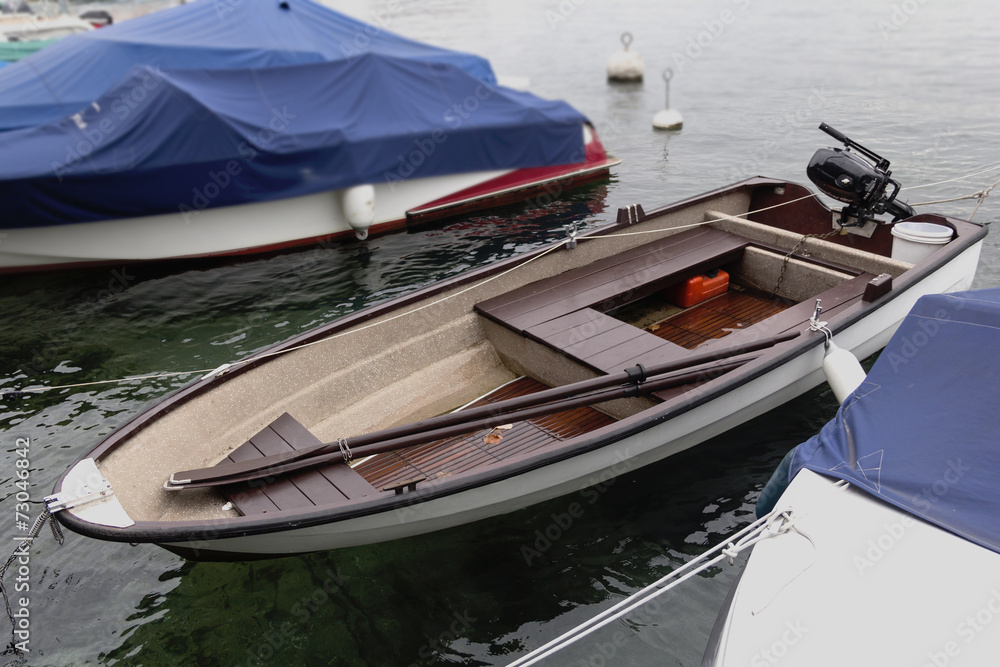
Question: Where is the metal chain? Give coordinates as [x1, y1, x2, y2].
[773, 228, 843, 296]
[0, 508, 63, 654]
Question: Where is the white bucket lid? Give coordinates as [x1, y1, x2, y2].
[891, 221, 953, 244]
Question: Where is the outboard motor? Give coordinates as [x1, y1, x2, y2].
[806, 123, 915, 228]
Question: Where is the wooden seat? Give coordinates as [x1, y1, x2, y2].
[476, 227, 749, 374]
[221, 413, 378, 516]
[523, 307, 688, 374]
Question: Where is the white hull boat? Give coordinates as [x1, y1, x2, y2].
[0, 0, 618, 273]
[703, 287, 1000, 666]
[45, 128, 987, 560]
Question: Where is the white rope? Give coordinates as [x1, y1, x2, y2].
[11, 161, 999, 397]
[506, 509, 794, 667]
[14, 241, 566, 394]
[508, 477, 853, 666]
[901, 162, 1000, 191]
[578, 191, 823, 240]
[910, 175, 1000, 220]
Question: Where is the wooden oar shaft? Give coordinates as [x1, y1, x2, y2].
[169, 354, 752, 490]
[172, 330, 798, 486]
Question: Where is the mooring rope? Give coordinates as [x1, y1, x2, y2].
[4, 163, 997, 400]
[910, 175, 1000, 220]
[506, 509, 795, 667]
[507, 478, 851, 666]
[0, 508, 63, 653]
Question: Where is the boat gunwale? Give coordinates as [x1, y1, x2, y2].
[63, 178, 786, 465]
[52, 182, 988, 546]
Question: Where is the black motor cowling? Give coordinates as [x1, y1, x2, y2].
[806, 123, 915, 223]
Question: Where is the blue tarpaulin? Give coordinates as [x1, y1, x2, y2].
[0, 56, 587, 227]
[791, 288, 1000, 555]
[0, 0, 496, 132]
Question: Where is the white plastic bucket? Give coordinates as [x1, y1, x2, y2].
[890, 221, 953, 263]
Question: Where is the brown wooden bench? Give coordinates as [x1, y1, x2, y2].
[222, 413, 378, 516]
[476, 227, 750, 374]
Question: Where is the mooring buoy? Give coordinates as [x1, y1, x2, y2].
[652, 68, 683, 130]
[606, 32, 643, 82]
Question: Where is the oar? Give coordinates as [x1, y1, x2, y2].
[169, 330, 798, 487]
[166, 347, 778, 490]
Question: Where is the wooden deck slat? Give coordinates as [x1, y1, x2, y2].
[562, 319, 649, 358]
[503, 237, 748, 331]
[477, 228, 723, 315]
[476, 228, 749, 332]
[354, 378, 616, 490]
[222, 412, 377, 515]
[476, 229, 750, 377]
[649, 290, 791, 349]
[246, 427, 317, 511]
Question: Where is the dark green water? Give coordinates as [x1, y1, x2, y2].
[2, 0, 999, 665]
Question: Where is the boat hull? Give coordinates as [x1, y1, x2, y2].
[49, 176, 986, 560]
[704, 469, 1000, 666]
[157, 240, 982, 559]
[0, 135, 618, 274]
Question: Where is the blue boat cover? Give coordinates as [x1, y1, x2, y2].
[791, 288, 1000, 554]
[0, 0, 495, 132]
[0, 56, 586, 227]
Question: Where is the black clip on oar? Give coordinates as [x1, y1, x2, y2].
[622, 364, 647, 397]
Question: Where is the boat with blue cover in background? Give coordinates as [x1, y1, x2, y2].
[0, 0, 618, 273]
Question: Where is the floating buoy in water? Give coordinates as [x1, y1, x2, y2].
[652, 68, 683, 130]
[822, 341, 867, 403]
[606, 32, 643, 82]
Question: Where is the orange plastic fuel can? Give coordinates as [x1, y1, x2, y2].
[666, 270, 729, 308]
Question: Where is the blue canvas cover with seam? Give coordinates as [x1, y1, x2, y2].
[0, 0, 496, 132]
[791, 288, 1000, 554]
[0, 54, 587, 227]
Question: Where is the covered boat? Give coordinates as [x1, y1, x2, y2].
[702, 288, 1000, 666]
[0, 0, 618, 272]
[46, 130, 986, 560]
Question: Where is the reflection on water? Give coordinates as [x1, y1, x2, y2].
[1, 0, 998, 664]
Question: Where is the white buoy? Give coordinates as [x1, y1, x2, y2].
[341, 184, 375, 240]
[822, 341, 867, 403]
[606, 32, 644, 82]
[652, 68, 683, 130]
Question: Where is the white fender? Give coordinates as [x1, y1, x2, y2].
[822, 341, 867, 403]
[341, 184, 375, 240]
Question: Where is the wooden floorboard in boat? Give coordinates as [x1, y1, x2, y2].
[354, 377, 616, 490]
[648, 290, 789, 349]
